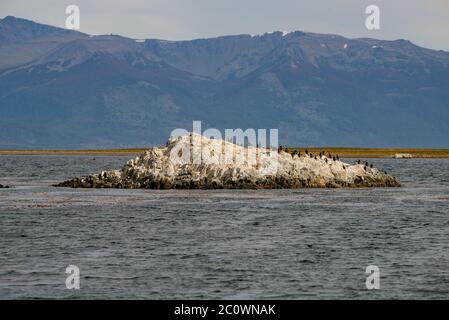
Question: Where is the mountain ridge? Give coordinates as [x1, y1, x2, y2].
[1, 16, 448, 148]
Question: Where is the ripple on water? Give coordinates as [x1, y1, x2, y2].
[0, 156, 449, 299]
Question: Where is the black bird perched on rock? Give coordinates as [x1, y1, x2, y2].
[324, 158, 328, 163]
[305, 149, 308, 155]
[357, 160, 361, 164]
[336, 155, 340, 161]
[365, 161, 369, 167]
[332, 156, 336, 161]
[370, 163, 373, 168]
[343, 165, 346, 170]
[319, 152, 322, 158]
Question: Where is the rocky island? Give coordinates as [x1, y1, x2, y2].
[56, 133, 400, 189]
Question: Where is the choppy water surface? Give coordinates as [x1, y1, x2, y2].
[0, 155, 448, 299]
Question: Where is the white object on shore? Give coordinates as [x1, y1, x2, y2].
[393, 153, 413, 159]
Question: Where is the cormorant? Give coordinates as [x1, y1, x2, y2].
[370, 164, 373, 168]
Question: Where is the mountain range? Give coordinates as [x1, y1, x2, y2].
[1, 16, 449, 148]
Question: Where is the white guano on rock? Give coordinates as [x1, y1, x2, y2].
[56, 133, 400, 189]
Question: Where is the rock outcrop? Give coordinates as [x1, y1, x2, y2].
[56, 133, 400, 189]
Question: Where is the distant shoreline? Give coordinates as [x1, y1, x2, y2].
[1, 148, 449, 158]
[286, 148, 449, 158]
[0, 149, 146, 156]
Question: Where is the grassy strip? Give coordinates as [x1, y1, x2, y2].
[0, 147, 449, 158]
[0, 148, 148, 156]
[283, 147, 449, 158]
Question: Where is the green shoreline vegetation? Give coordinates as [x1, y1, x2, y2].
[0, 147, 449, 158]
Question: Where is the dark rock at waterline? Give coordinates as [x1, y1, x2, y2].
[0, 184, 11, 188]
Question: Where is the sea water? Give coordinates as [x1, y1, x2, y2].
[0, 156, 448, 299]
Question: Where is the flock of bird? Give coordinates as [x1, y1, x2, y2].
[277, 146, 387, 174]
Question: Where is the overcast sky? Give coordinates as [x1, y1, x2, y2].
[2, 0, 448, 51]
